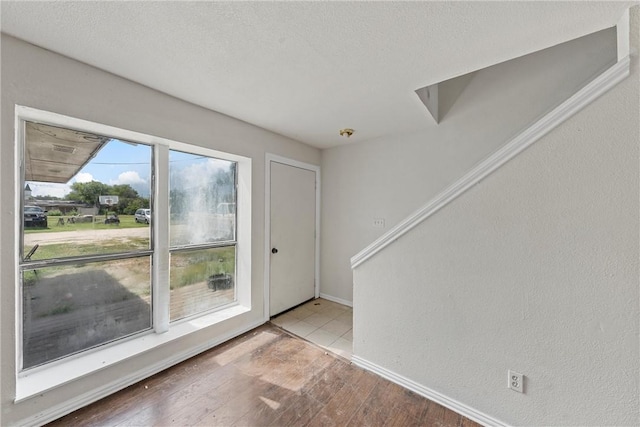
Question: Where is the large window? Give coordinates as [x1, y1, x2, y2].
[17, 113, 247, 375]
[20, 124, 153, 369]
[23, 258, 152, 369]
[168, 151, 237, 321]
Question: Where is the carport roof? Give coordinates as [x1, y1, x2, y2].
[25, 122, 109, 184]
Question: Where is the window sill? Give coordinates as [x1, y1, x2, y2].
[15, 304, 250, 403]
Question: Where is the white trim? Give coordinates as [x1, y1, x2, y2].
[15, 305, 251, 402]
[14, 107, 25, 372]
[153, 144, 170, 333]
[319, 293, 353, 308]
[235, 155, 253, 309]
[351, 355, 508, 427]
[13, 106, 254, 401]
[351, 56, 630, 269]
[617, 9, 630, 61]
[14, 105, 249, 163]
[264, 153, 321, 321]
[16, 318, 265, 427]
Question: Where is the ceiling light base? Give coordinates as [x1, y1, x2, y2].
[339, 128, 354, 138]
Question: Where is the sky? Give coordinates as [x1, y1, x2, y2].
[27, 138, 232, 200]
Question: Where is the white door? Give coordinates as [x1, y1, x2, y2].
[270, 161, 316, 316]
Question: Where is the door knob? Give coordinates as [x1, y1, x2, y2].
[271, 247, 278, 254]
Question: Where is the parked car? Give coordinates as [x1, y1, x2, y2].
[134, 209, 151, 224]
[24, 206, 47, 228]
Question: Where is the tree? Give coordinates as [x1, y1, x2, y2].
[66, 181, 111, 207]
[66, 181, 147, 214]
[111, 184, 142, 214]
[170, 189, 187, 216]
[122, 197, 149, 215]
[111, 184, 139, 200]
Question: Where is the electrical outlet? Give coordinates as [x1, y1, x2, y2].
[373, 218, 385, 228]
[508, 370, 524, 393]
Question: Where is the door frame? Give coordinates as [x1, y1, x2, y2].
[264, 153, 320, 321]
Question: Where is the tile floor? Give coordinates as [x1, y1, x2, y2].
[270, 298, 353, 359]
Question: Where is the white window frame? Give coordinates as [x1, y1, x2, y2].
[13, 105, 252, 401]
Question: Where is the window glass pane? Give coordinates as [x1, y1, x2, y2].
[23, 122, 152, 262]
[169, 150, 236, 246]
[22, 256, 152, 369]
[170, 246, 235, 321]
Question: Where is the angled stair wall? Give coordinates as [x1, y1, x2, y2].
[349, 30, 637, 427]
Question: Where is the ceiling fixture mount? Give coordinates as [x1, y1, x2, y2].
[339, 128, 354, 138]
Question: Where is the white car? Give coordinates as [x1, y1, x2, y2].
[134, 209, 151, 224]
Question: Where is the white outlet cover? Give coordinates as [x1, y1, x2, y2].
[508, 370, 524, 393]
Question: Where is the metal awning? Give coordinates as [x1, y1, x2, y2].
[24, 122, 110, 184]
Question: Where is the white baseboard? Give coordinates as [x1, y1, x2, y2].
[351, 355, 508, 427]
[20, 319, 265, 427]
[319, 293, 353, 307]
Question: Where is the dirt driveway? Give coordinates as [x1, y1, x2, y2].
[25, 227, 149, 245]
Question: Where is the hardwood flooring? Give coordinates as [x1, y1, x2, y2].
[47, 324, 481, 427]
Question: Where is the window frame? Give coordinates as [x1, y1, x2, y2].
[167, 148, 239, 322]
[13, 106, 252, 401]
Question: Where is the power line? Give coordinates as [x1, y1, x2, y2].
[91, 161, 149, 165]
[91, 156, 208, 165]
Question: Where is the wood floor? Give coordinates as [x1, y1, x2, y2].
[47, 324, 481, 427]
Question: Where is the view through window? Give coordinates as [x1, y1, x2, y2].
[19, 121, 238, 369]
[168, 150, 237, 321]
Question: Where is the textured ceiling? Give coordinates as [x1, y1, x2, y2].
[0, 1, 632, 149]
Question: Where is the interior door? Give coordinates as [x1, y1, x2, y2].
[270, 161, 316, 316]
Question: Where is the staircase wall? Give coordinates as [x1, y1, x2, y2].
[320, 28, 617, 304]
[350, 9, 639, 425]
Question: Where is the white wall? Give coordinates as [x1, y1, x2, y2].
[0, 34, 320, 425]
[320, 27, 617, 304]
[352, 8, 639, 426]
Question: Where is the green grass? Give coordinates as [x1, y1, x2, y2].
[23, 239, 235, 291]
[170, 247, 235, 289]
[23, 227, 235, 295]
[25, 215, 148, 234]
